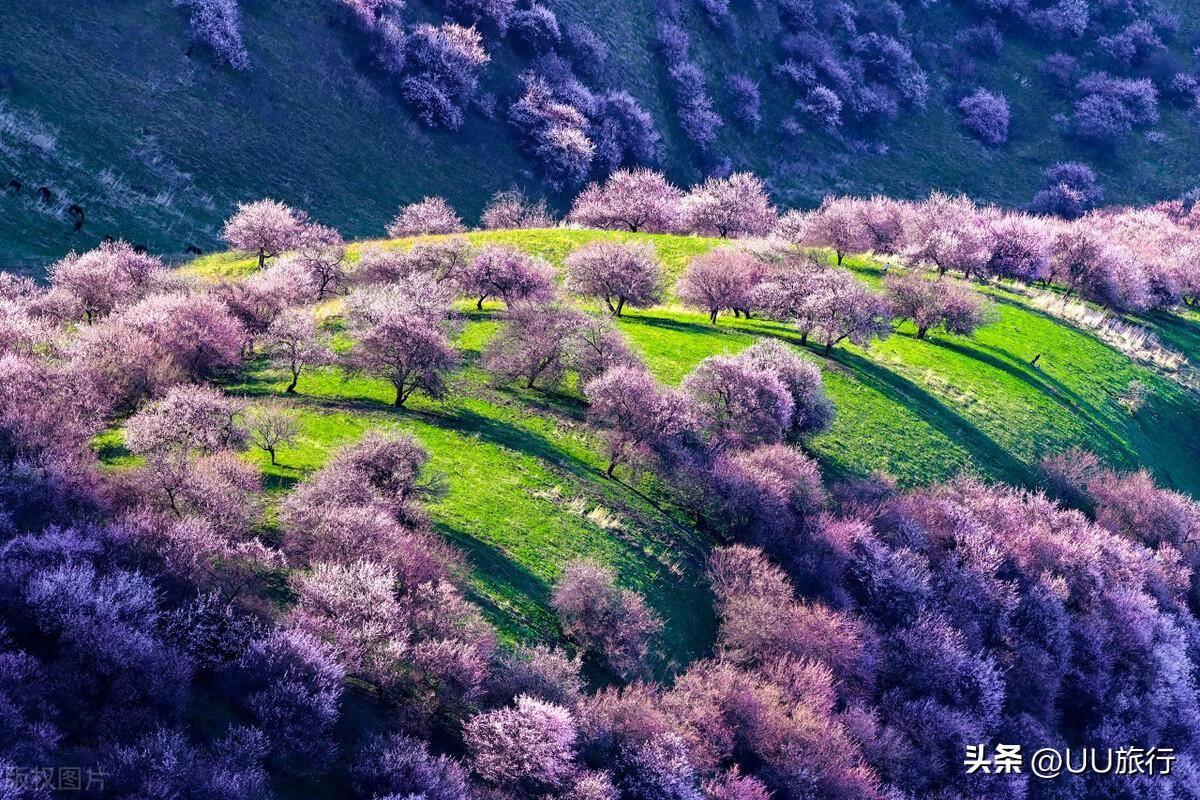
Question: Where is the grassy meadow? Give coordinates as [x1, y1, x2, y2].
[97, 229, 1200, 663]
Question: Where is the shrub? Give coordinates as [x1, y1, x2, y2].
[387, 196, 467, 238]
[958, 89, 1009, 146]
[592, 91, 664, 173]
[551, 561, 662, 678]
[402, 24, 490, 130]
[507, 5, 561, 54]
[568, 170, 682, 233]
[727, 75, 761, 130]
[1029, 161, 1104, 219]
[565, 241, 664, 316]
[565, 24, 609, 82]
[174, 0, 248, 69]
[508, 73, 596, 189]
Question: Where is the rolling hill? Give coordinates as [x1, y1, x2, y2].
[95, 228, 1200, 664]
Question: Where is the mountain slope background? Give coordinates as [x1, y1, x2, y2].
[2, 0, 1199, 270]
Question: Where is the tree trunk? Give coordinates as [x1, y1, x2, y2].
[393, 388, 405, 407]
[605, 297, 617, 314]
[615, 297, 626, 316]
[476, 296, 485, 310]
[258, 250, 267, 268]
[709, 309, 719, 325]
[916, 326, 928, 339]
[824, 339, 833, 356]
[286, 371, 299, 394]
[268, 447, 277, 465]
[800, 330, 809, 346]
[605, 459, 617, 478]
[836, 250, 844, 265]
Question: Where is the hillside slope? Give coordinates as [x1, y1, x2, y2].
[3, 0, 1199, 269]
[121, 228, 1200, 662]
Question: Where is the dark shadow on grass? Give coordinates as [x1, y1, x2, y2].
[261, 472, 300, 492]
[1145, 309, 1200, 358]
[492, 382, 589, 421]
[434, 521, 556, 641]
[830, 348, 1033, 486]
[621, 313, 748, 339]
[417, 406, 599, 480]
[935, 337, 1079, 408]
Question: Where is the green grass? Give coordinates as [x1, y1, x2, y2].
[2, 0, 1198, 271]
[100, 229, 1200, 665]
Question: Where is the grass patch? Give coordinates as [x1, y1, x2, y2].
[101, 230, 1200, 663]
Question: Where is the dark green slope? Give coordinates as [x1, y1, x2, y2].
[1, 0, 1198, 270]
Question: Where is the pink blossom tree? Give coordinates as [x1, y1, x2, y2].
[459, 246, 557, 309]
[345, 288, 458, 407]
[884, 271, 986, 339]
[679, 173, 776, 239]
[284, 430, 432, 524]
[781, 197, 872, 265]
[902, 193, 993, 277]
[294, 224, 347, 299]
[223, 200, 311, 268]
[736, 338, 833, 437]
[569, 315, 641, 384]
[799, 271, 892, 355]
[482, 189, 556, 230]
[565, 241, 664, 316]
[483, 303, 587, 390]
[682, 355, 794, 448]
[675, 249, 762, 324]
[583, 366, 696, 478]
[355, 238, 475, 287]
[47, 240, 166, 323]
[857, 196, 909, 254]
[567, 169, 683, 233]
[263, 308, 333, 394]
[983, 214, 1052, 282]
[550, 560, 662, 678]
[704, 444, 826, 546]
[215, 258, 313, 341]
[124, 384, 249, 518]
[386, 196, 468, 238]
[122, 292, 246, 380]
[243, 400, 299, 465]
[464, 695, 579, 794]
[289, 559, 494, 711]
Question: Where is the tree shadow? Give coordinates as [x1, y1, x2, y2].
[831, 349, 1034, 486]
[434, 521, 557, 641]
[1144, 309, 1200, 358]
[421, 405, 599, 481]
[621, 313, 746, 339]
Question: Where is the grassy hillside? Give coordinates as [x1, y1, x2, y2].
[102, 228, 1199, 666]
[2, 0, 1199, 270]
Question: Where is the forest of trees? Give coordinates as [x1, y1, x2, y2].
[0, 170, 1198, 798]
